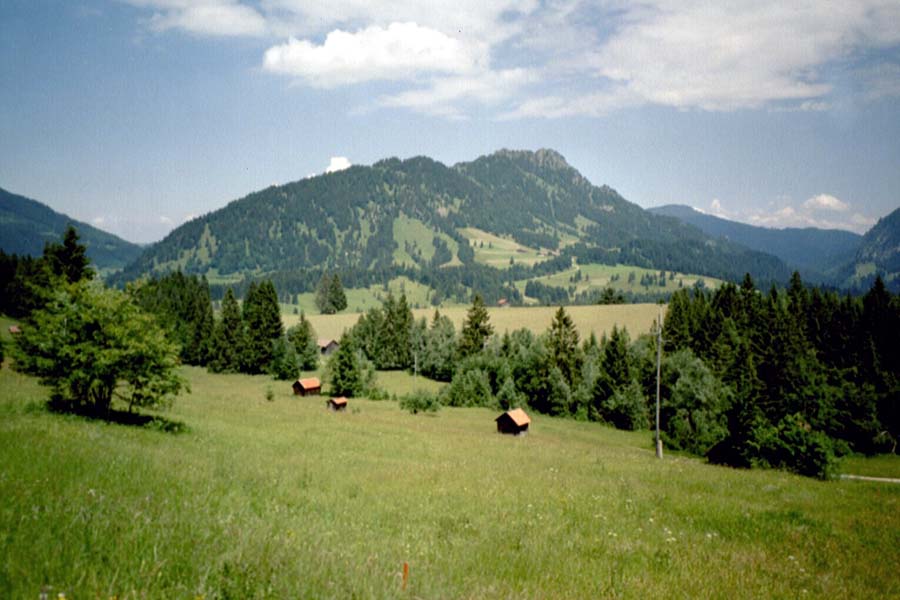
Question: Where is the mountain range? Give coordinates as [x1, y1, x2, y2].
[649, 203, 899, 291]
[2, 149, 897, 295]
[0, 187, 142, 271]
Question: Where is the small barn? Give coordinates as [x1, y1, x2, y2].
[292, 377, 322, 396]
[496, 408, 531, 435]
[497, 298, 509, 308]
[8, 325, 21, 335]
[317, 338, 340, 356]
[327, 397, 348, 412]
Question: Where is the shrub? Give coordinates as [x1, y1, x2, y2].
[757, 413, 838, 480]
[399, 390, 441, 414]
[441, 368, 493, 407]
[601, 380, 648, 431]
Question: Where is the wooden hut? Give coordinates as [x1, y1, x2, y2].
[327, 397, 348, 412]
[495, 408, 531, 435]
[317, 338, 339, 356]
[292, 377, 321, 396]
[8, 325, 21, 335]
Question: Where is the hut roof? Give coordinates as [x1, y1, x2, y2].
[497, 408, 530, 426]
[296, 377, 321, 390]
[8, 325, 21, 334]
[330, 397, 348, 406]
[317, 338, 337, 348]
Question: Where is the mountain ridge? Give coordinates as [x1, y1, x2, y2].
[0, 187, 143, 271]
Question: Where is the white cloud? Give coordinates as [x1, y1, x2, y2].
[92, 216, 106, 226]
[325, 156, 352, 173]
[123, 1, 267, 37]
[803, 194, 849, 212]
[263, 22, 482, 87]
[159, 215, 174, 224]
[124, 0, 900, 118]
[713, 194, 873, 233]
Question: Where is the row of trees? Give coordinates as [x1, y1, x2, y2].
[324, 273, 898, 478]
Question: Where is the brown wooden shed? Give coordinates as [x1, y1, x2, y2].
[292, 377, 321, 396]
[327, 397, 348, 411]
[317, 338, 340, 356]
[496, 408, 531, 435]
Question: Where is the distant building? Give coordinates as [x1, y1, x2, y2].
[292, 377, 321, 396]
[317, 338, 340, 356]
[327, 397, 348, 412]
[496, 408, 531, 435]
[8, 325, 21, 335]
[497, 298, 509, 308]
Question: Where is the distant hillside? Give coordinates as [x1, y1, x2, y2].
[648, 204, 861, 279]
[118, 149, 792, 298]
[0, 187, 143, 271]
[836, 206, 900, 292]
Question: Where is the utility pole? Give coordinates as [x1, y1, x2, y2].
[655, 304, 664, 459]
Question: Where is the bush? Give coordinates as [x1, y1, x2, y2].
[399, 390, 441, 414]
[757, 413, 838, 480]
[601, 380, 648, 430]
[441, 368, 493, 407]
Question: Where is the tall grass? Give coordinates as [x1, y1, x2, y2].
[1, 365, 898, 598]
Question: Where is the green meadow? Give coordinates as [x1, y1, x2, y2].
[1, 357, 899, 598]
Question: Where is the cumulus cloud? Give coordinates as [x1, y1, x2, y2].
[124, 1, 267, 37]
[263, 23, 482, 87]
[803, 194, 850, 212]
[325, 156, 352, 173]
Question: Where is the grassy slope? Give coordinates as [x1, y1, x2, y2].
[1, 364, 899, 598]
[288, 304, 665, 343]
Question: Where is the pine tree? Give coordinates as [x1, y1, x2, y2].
[44, 225, 93, 284]
[547, 306, 581, 387]
[315, 274, 335, 314]
[329, 273, 348, 312]
[592, 325, 633, 420]
[209, 288, 244, 373]
[458, 294, 493, 358]
[269, 335, 299, 380]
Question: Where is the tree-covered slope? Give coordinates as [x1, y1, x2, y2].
[836, 206, 900, 291]
[0, 187, 143, 270]
[120, 149, 791, 288]
[648, 204, 861, 278]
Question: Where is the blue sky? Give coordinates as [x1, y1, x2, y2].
[1, 1, 899, 244]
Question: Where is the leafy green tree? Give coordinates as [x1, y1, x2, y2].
[209, 288, 244, 373]
[287, 312, 319, 370]
[14, 281, 185, 415]
[269, 335, 299, 380]
[546, 365, 572, 416]
[458, 294, 493, 358]
[421, 311, 457, 381]
[592, 325, 633, 421]
[658, 349, 731, 455]
[601, 379, 647, 430]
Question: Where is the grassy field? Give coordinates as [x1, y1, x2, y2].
[457, 227, 548, 268]
[1, 363, 898, 598]
[282, 276, 438, 318]
[287, 303, 665, 343]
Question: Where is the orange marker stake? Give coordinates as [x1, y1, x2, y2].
[402, 562, 409, 591]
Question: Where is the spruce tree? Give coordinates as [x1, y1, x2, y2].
[329, 273, 348, 312]
[458, 294, 493, 358]
[315, 273, 334, 314]
[209, 288, 244, 373]
[44, 225, 92, 284]
[547, 306, 581, 387]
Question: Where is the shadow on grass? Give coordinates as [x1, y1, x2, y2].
[45, 400, 188, 434]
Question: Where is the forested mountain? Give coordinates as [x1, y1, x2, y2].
[835, 206, 900, 292]
[0, 187, 142, 270]
[648, 204, 861, 279]
[118, 149, 791, 297]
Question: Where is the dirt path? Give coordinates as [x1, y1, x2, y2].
[839, 474, 900, 484]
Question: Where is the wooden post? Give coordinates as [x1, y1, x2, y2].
[402, 562, 409, 590]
